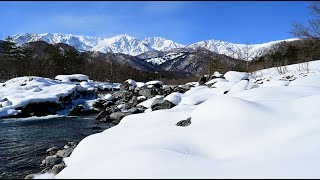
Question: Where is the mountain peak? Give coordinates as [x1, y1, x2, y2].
[8, 33, 299, 60]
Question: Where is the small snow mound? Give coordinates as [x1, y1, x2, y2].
[146, 80, 163, 86]
[224, 71, 250, 82]
[125, 79, 137, 87]
[164, 92, 183, 105]
[205, 78, 227, 85]
[55, 74, 89, 82]
[213, 71, 223, 77]
[228, 80, 249, 94]
[136, 82, 146, 88]
[103, 94, 114, 101]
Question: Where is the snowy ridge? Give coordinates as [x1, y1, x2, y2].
[10, 33, 182, 56]
[9, 33, 298, 60]
[187, 38, 300, 61]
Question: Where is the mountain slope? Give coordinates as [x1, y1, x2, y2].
[10, 33, 182, 56]
[187, 38, 300, 61]
[9, 33, 299, 61]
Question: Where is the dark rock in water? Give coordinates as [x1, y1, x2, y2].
[47, 163, 66, 175]
[69, 105, 99, 116]
[96, 106, 118, 120]
[56, 148, 74, 158]
[69, 105, 85, 116]
[15, 102, 59, 118]
[96, 109, 110, 120]
[43, 155, 62, 167]
[92, 99, 107, 111]
[151, 98, 176, 111]
[46, 147, 59, 155]
[176, 117, 191, 127]
[24, 173, 38, 179]
[64, 142, 77, 149]
[198, 76, 208, 85]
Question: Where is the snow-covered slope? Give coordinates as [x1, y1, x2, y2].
[9, 33, 299, 60]
[187, 38, 300, 61]
[43, 60, 320, 179]
[143, 37, 184, 51]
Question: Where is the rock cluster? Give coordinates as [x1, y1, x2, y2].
[24, 142, 78, 179]
[93, 80, 193, 125]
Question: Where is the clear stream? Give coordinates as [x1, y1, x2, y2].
[0, 116, 113, 179]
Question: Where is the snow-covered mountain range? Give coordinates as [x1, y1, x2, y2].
[9, 33, 299, 60]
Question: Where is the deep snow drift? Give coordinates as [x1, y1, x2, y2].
[35, 60, 320, 179]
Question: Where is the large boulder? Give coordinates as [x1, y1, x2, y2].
[151, 97, 176, 111]
[42, 155, 62, 167]
[109, 112, 132, 124]
[56, 148, 74, 158]
[198, 75, 208, 85]
[120, 79, 137, 91]
[138, 88, 157, 99]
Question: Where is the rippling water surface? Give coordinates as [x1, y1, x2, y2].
[0, 116, 112, 179]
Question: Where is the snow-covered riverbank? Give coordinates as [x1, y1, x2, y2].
[30, 60, 320, 178]
[0, 75, 120, 118]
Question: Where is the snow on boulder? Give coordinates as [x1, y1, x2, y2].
[136, 82, 146, 88]
[0, 76, 77, 118]
[228, 80, 249, 94]
[224, 71, 250, 82]
[103, 94, 114, 101]
[164, 92, 183, 105]
[213, 71, 223, 77]
[137, 95, 163, 109]
[205, 78, 228, 86]
[146, 80, 163, 86]
[125, 79, 137, 87]
[55, 74, 89, 82]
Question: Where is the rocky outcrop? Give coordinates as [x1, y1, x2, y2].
[176, 117, 191, 127]
[151, 98, 176, 111]
[24, 142, 78, 179]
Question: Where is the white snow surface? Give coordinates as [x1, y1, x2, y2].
[146, 80, 163, 86]
[55, 74, 89, 82]
[224, 71, 250, 82]
[38, 60, 320, 178]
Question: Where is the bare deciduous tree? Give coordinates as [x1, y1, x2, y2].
[292, 2, 320, 39]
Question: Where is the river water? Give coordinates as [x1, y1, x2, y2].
[0, 116, 113, 179]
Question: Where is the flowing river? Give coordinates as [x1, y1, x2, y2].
[0, 116, 113, 179]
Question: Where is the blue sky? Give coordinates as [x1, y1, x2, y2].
[0, 1, 311, 44]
